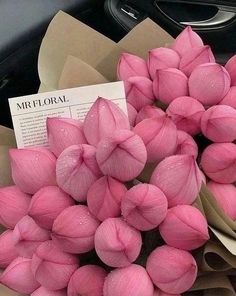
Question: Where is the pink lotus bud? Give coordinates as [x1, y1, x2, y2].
[148, 47, 180, 79]
[56, 144, 102, 202]
[87, 176, 127, 221]
[219, 86, 236, 109]
[0, 257, 40, 294]
[52, 205, 100, 254]
[166, 96, 205, 136]
[127, 103, 137, 126]
[124, 77, 155, 111]
[189, 63, 231, 106]
[28, 186, 74, 230]
[83, 97, 130, 147]
[31, 241, 79, 290]
[136, 105, 165, 125]
[172, 26, 204, 57]
[68, 265, 107, 296]
[225, 55, 236, 86]
[175, 131, 198, 158]
[153, 68, 188, 105]
[31, 287, 67, 296]
[103, 264, 154, 296]
[201, 105, 236, 142]
[117, 53, 150, 80]
[47, 117, 87, 157]
[96, 129, 147, 181]
[0, 230, 18, 268]
[133, 116, 177, 163]
[10, 148, 57, 194]
[207, 181, 236, 220]
[159, 205, 209, 250]
[0, 186, 31, 229]
[121, 184, 168, 231]
[154, 289, 181, 296]
[201, 143, 236, 183]
[180, 46, 215, 76]
[13, 216, 50, 258]
[146, 245, 197, 294]
[95, 217, 142, 267]
[151, 155, 202, 207]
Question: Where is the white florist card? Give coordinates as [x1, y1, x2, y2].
[9, 81, 127, 148]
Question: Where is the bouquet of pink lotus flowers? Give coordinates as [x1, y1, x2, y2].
[1, 12, 236, 296]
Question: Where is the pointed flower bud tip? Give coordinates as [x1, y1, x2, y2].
[172, 26, 204, 57]
[95, 217, 142, 267]
[148, 47, 180, 79]
[83, 97, 130, 147]
[117, 53, 150, 80]
[47, 117, 87, 157]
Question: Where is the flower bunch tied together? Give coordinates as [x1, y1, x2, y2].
[1, 25, 236, 296]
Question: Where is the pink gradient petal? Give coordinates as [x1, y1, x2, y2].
[172, 26, 204, 57]
[28, 186, 74, 230]
[124, 77, 155, 111]
[117, 53, 150, 80]
[166, 96, 205, 136]
[151, 155, 202, 208]
[0, 257, 40, 294]
[95, 218, 142, 267]
[56, 144, 102, 202]
[133, 116, 177, 163]
[52, 205, 100, 254]
[47, 117, 87, 157]
[189, 63, 231, 106]
[83, 97, 130, 147]
[10, 148, 56, 194]
[0, 185, 31, 229]
[153, 68, 188, 105]
[96, 129, 147, 181]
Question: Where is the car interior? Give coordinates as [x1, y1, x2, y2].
[1, 0, 236, 128]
